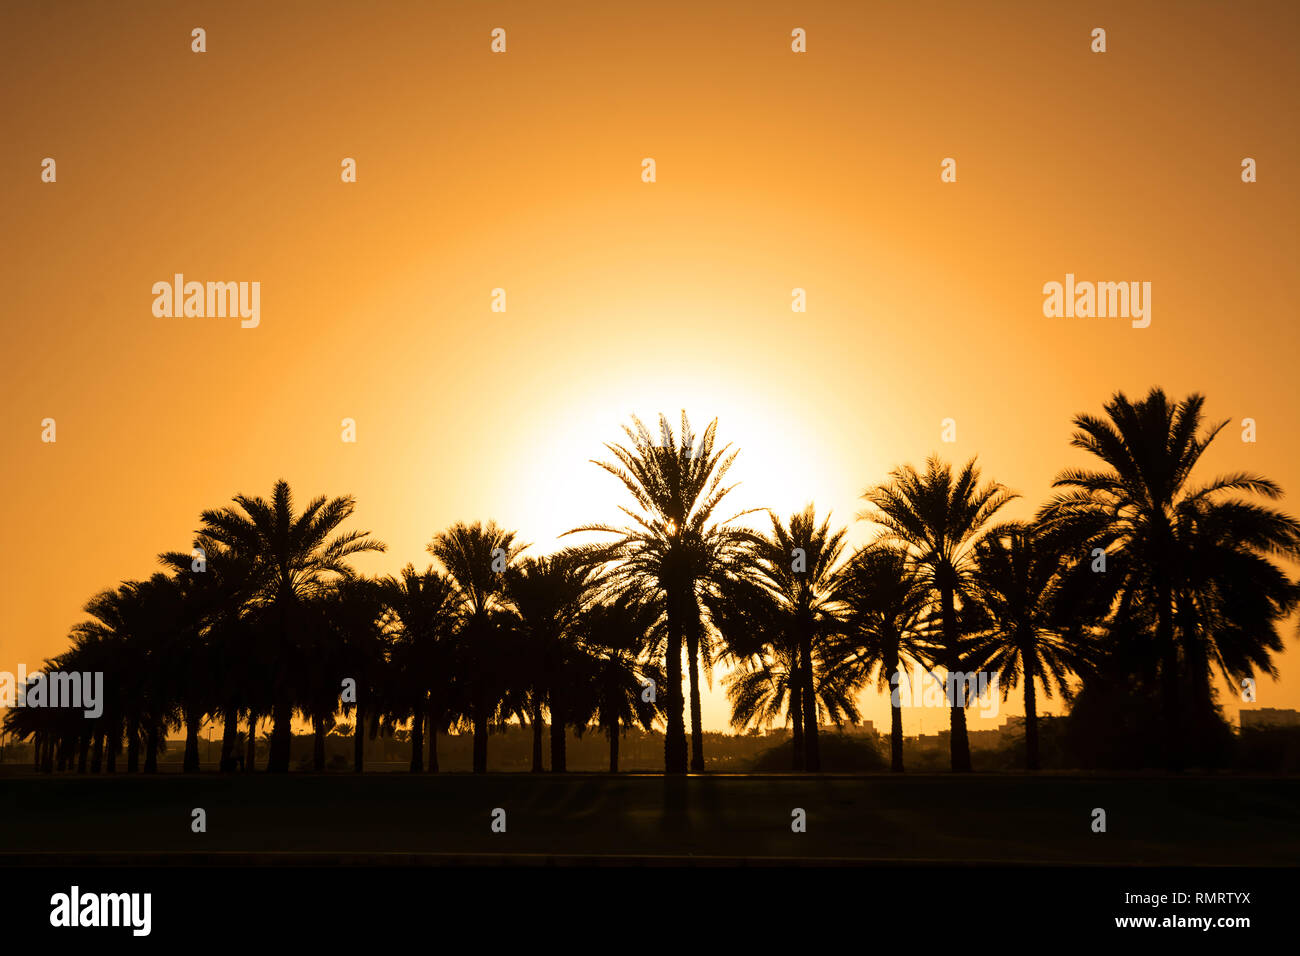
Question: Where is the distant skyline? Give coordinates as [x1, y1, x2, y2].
[3, 1, 1298, 734]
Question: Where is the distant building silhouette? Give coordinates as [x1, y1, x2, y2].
[1240, 708, 1300, 729]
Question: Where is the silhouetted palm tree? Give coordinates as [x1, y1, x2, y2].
[123, 573, 189, 773]
[749, 505, 847, 771]
[1171, 497, 1300, 739]
[571, 412, 756, 773]
[860, 457, 1016, 771]
[68, 582, 148, 772]
[298, 591, 350, 771]
[834, 544, 931, 772]
[197, 480, 385, 772]
[429, 521, 526, 773]
[723, 635, 863, 759]
[326, 579, 387, 772]
[577, 593, 661, 771]
[968, 522, 1095, 770]
[1038, 388, 1300, 770]
[377, 565, 457, 772]
[159, 534, 261, 772]
[504, 553, 595, 772]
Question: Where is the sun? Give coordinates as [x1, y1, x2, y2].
[496, 377, 856, 556]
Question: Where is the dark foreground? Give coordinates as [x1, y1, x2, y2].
[2, 771, 1296, 865]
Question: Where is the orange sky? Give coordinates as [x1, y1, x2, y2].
[2, 0, 1298, 735]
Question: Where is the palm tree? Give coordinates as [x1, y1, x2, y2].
[570, 412, 757, 773]
[749, 505, 847, 771]
[68, 582, 148, 772]
[504, 553, 595, 772]
[1171, 498, 1300, 739]
[968, 522, 1095, 770]
[577, 593, 661, 771]
[197, 480, 385, 772]
[860, 457, 1016, 771]
[1038, 388, 1300, 770]
[833, 544, 931, 772]
[124, 573, 188, 773]
[722, 635, 863, 762]
[328, 578, 387, 773]
[159, 534, 261, 772]
[296, 590, 354, 771]
[2, 653, 83, 774]
[428, 521, 526, 773]
[377, 565, 457, 772]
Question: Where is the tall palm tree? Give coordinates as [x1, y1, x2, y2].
[297, 590, 352, 771]
[127, 573, 188, 773]
[428, 521, 526, 773]
[69, 582, 148, 771]
[577, 593, 661, 771]
[504, 553, 595, 772]
[330, 578, 388, 773]
[1171, 498, 1300, 738]
[968, 522, 1095, 770]
[860, 457, 1016, 772]
[833, 544, 931, 772]
[377, 565, 457, 773]
[749, 505, 847, 771]
[159, 534, 261, 772]
[722, 636, 863, 762]
[197, 480, 385, 772]
[1038, 388, 1300, 770]
[570, 412, 757, 773]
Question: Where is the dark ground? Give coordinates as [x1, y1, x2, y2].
[2, 771, 1297, 865]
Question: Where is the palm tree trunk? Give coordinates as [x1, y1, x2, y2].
[106, 720, 119, 773]
[664, 591, 688, 774]
[313, 714, 327, 772]
[269, 695, 293, 773]
[77, 734, 90, 773]
[127, 715, 140, 772]
[91, 731, 105, 773]
[245, 712, 258, 772]
[144, 723, 159, 773]
[269, 599, 294, 773]
[531, 698, 544, 772]
[885, 645, 904, 771]
[1156, 579, 1182, 772]
[941, 583, 972, 772]
[409, 705, 424, 773]
[608, 715, 620, 773]
[220, 706, 239, 772]
[183, 711, 201, 772]
[799, 627, 820, 772]
[1023, 643, 1040, 771]
[550, 692, 567, 772]
[426, 695, 439, 773]
[353, 700, 365, 773]
[790, 670, 805, 771]
[686, 625, 705, 772]
[472, 704, 488, 774]
[889, 698, 905, 772]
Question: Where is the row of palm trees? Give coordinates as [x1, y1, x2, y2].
[7, 387, 1299, 774]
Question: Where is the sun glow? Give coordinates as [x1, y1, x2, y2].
[495, 375, 858, 559]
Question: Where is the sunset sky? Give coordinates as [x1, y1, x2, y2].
[3, 0, 1298, 735]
